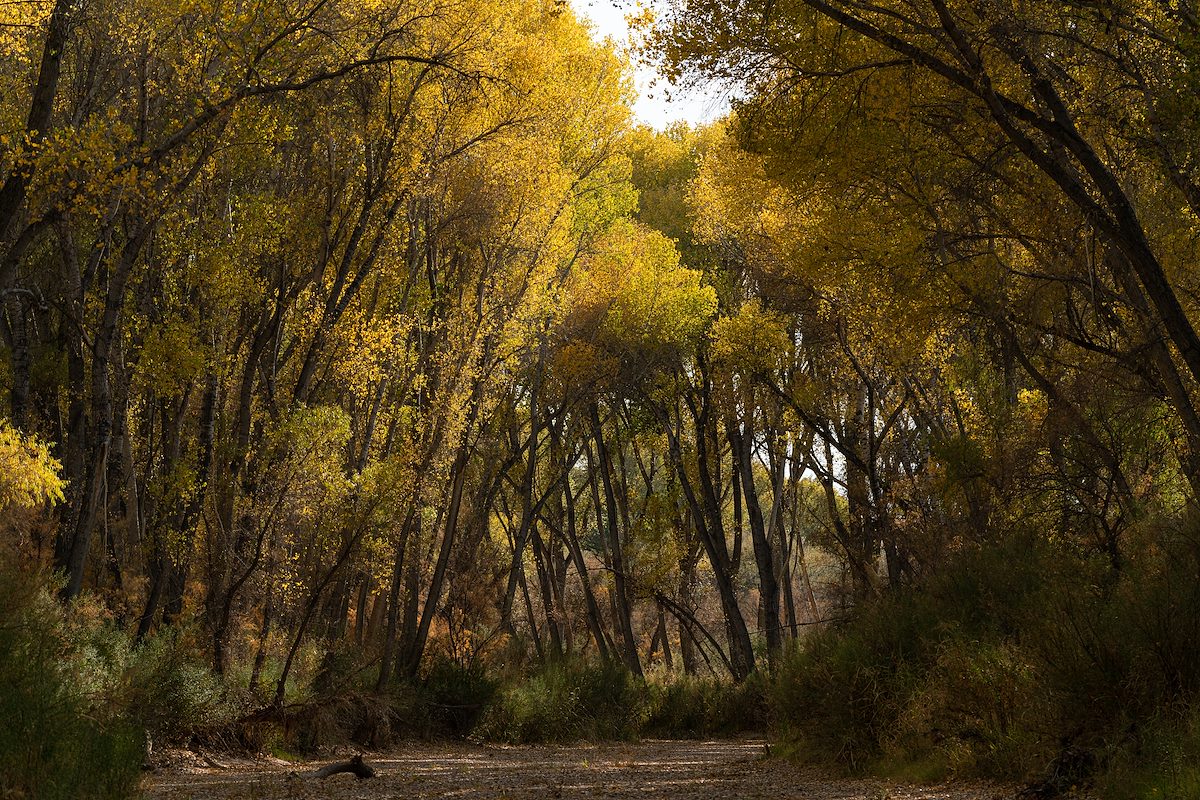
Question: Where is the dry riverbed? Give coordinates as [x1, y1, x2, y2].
[145, 739, 1016, 799]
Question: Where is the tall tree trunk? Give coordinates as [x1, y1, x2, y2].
[561, 469, 611, 661]
[728, 415, 782, 660]
[6, 294, 30, 428]
[0, 0, 76, 253]
[589, 403, 642, 677]
[376, 507, 417, 690]
[530, 525, 563, 658]
[399, 443, 472, 679]
[653, 382, 756, 681]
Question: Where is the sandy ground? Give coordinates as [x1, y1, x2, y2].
[144, 739, 1013, 800]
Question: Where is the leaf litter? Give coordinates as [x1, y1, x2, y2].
[145, 739, 1019, 799]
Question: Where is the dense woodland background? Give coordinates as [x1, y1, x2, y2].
[3, 1, 1200, 798]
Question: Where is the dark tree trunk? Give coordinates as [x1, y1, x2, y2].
[728, 415, 783, 660]
[589, 403, 642, 676]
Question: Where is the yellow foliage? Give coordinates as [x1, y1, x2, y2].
[711, 302, 791, 375]
[568, 219, 716, 365]
[0, 421, 65, 513]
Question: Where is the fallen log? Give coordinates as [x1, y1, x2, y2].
[310, 754, 376, 779]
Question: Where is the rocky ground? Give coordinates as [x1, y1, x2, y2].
[145, 739, 1018, 799]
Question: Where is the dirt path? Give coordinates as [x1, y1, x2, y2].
[146, 739, 1009, 799]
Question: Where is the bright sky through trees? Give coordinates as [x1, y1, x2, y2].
[569, 0, 728, 128]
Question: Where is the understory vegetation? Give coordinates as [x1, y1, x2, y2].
[772, 525, 1200, 798]
[5, 1, 1200, 799]
[7, 526, 1200, 799]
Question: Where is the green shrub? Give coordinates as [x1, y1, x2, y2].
[766, 521, 1200, 797]
[768, 534, 1063, 774]
[886, 638, 1043, 780]
[476, 657, 644, 743]
[0, 568, 144, 800]
[124, 627, 240, 744]
[421, 657, 499, 736]
[1096, 709, 1200, 799]
[644, 672, 766, 737]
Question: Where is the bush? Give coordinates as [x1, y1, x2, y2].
[767, 521, 1200, 798]
[421, 657, 498, 736]
[767, 534, 1062, 773]
[476, 658, 644, 743]
[644, 673, 767, 737]
[1098, 709, 1200, 799]
[124, 627, 241, 745]
[267, 656, 501, 751]
[0, 568, 144, 800]
[0, 562, 247, 797]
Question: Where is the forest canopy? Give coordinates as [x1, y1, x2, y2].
[3, 1, 1200, 798]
